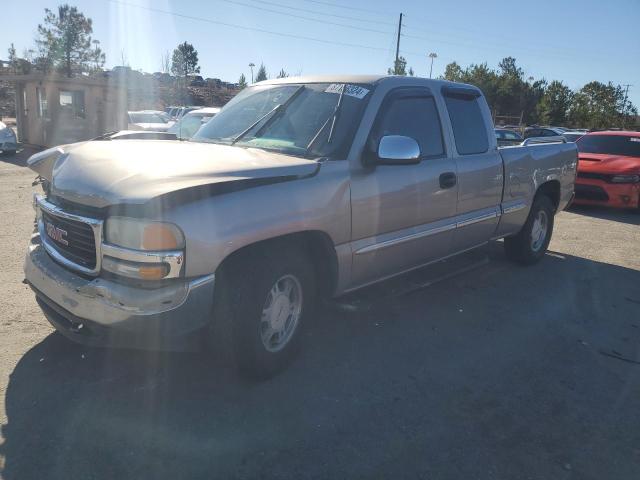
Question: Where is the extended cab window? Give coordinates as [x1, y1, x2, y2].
[444, 92, 488, 155]
[373, 95, 444, 158]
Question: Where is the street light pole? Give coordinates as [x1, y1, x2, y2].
[249, 63, 255, 83]
[428, 52, 438, 79]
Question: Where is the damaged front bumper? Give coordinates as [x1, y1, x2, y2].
[24, 234, 215, 351]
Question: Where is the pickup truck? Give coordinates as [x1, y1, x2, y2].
[24, 75, 577, 378]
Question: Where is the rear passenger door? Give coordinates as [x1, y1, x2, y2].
[442, 87, 503, 253]
[350, 88, 458, 287]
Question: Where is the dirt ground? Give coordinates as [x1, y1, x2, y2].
[0, 148, 639, 479]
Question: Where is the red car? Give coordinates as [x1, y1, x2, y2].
[574, 131, 640, 209]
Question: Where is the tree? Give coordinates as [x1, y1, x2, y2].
[171, 42, 200, 79]
[255, 63, 268, 82]
[90, 39, 105, 72]
[537, 81, 573, 125]
[277, 68, 289, 79]
[569, 81, 637, 129]
[36, 4, 104, 77]
[442, 62, 464, 82]
[7, 44, 32, 74]
[7, 44, 17, 73]
[238, 73, 248, 89]
[498, 56, 524, 79]
[387, 56, 411, 76]
[160, 51, 171, 74]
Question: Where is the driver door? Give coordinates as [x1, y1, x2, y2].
[350, 88, 458, 287]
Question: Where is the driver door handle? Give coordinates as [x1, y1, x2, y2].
[439, 172, 457, 189]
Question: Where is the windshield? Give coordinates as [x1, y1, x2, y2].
[192, 83, 371, 158]
[563, 133, 583, 142]
[168, 113, 213, 139]
[577, 134, 640, 157]
[129, 113, 167, 124]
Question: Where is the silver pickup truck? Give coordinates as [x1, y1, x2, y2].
[25, 75, 577, 377]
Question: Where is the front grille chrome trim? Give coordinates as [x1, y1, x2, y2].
[36, 195, 103, 276]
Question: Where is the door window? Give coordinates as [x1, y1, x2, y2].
[59, 90, 86, 119]
[372, 95, 444, 158]
[37, 88, 48, 118]
[443, 93, 489, 155]
[504, 131, 520, 140]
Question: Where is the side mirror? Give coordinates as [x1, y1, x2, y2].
[372, 135, 421, 165]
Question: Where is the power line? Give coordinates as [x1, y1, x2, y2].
[400, 30, 576, 62]
[245, 0, 395, 26]
[216, 0, 394, 35]
[108, 0, 390, 52]
[294, 0, 395, 17]
[401, 17, 612, 60]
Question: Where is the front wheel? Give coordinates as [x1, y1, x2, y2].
[226, 247, 316, 379]
[504, 195, 555, 265]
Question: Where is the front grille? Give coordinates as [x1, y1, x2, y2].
[42, 210, 97, 269]
[577, 172, 613, 182]
[575, 184, 609, 202]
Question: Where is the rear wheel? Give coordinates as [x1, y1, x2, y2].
[223, 247, 316, 379]
[504, 195, 555, 265]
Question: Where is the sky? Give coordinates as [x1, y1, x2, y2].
[3, 0, 640, 106]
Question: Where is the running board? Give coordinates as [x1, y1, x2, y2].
[329, 248, 490, 313]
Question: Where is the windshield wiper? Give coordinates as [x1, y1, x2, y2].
[231, 85, 305, 146]
[306, 84, 345, 154]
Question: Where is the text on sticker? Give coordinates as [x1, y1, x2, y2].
[325, 84, 370, 99]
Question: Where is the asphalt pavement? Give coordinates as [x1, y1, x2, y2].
[0, 148, 639, 479]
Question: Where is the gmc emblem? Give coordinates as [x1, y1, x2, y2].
[45, 222, 69, 246]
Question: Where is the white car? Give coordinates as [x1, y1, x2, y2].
[0, 121, 18, 154]
[127, 111, 175, 132]
[167, 107, 220, 139]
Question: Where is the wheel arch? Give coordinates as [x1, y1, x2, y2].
[535, 180, 561, 212]
[216, 230, 339, 299]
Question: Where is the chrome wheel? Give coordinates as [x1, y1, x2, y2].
[530, 210, 548, 252]
[259, 274, 303, 353]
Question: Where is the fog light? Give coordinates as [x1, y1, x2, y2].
[102, 256, 169, 280]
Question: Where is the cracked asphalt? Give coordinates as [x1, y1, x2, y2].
[1, 148, 639, 479]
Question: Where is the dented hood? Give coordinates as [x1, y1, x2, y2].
[30, 140, 319, 208]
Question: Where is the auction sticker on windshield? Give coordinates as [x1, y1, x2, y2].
[325, 84, 370, 99]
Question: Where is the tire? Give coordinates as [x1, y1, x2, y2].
[504, 195, 555, 265]
[223, 246, 316, 379]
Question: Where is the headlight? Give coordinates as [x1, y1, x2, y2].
[105, 217, 185, 251]
[610, 174, 640, 184]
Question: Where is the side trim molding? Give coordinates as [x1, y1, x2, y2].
[501, 201, 527, 215]
[354, 206, 502, 256]
[354, 223, 456, 255]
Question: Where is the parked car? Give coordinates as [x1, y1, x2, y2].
[524, 126, 566, 139]
[0, 121, 17, 154]
[95, 130, 177, 141]
[168, 107, 220, 139]
[574, 131, 640, 209]
[168, 106, 201, 121]
[495, 128, 523, 147]
[562, 131, 586, 143]
[127, 110, 174, 132]
[189, 76, 206, 87]
[24, 75, 576, 378]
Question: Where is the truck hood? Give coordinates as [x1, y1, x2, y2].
[34, 140, 319, 208]
[578, 153, 640, 174]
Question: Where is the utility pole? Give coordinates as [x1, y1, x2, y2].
[394, 13, 403, 74]
[249, 62, 255, 83]
[428, 52, 438, 79]
[621, 84, 632, 128]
